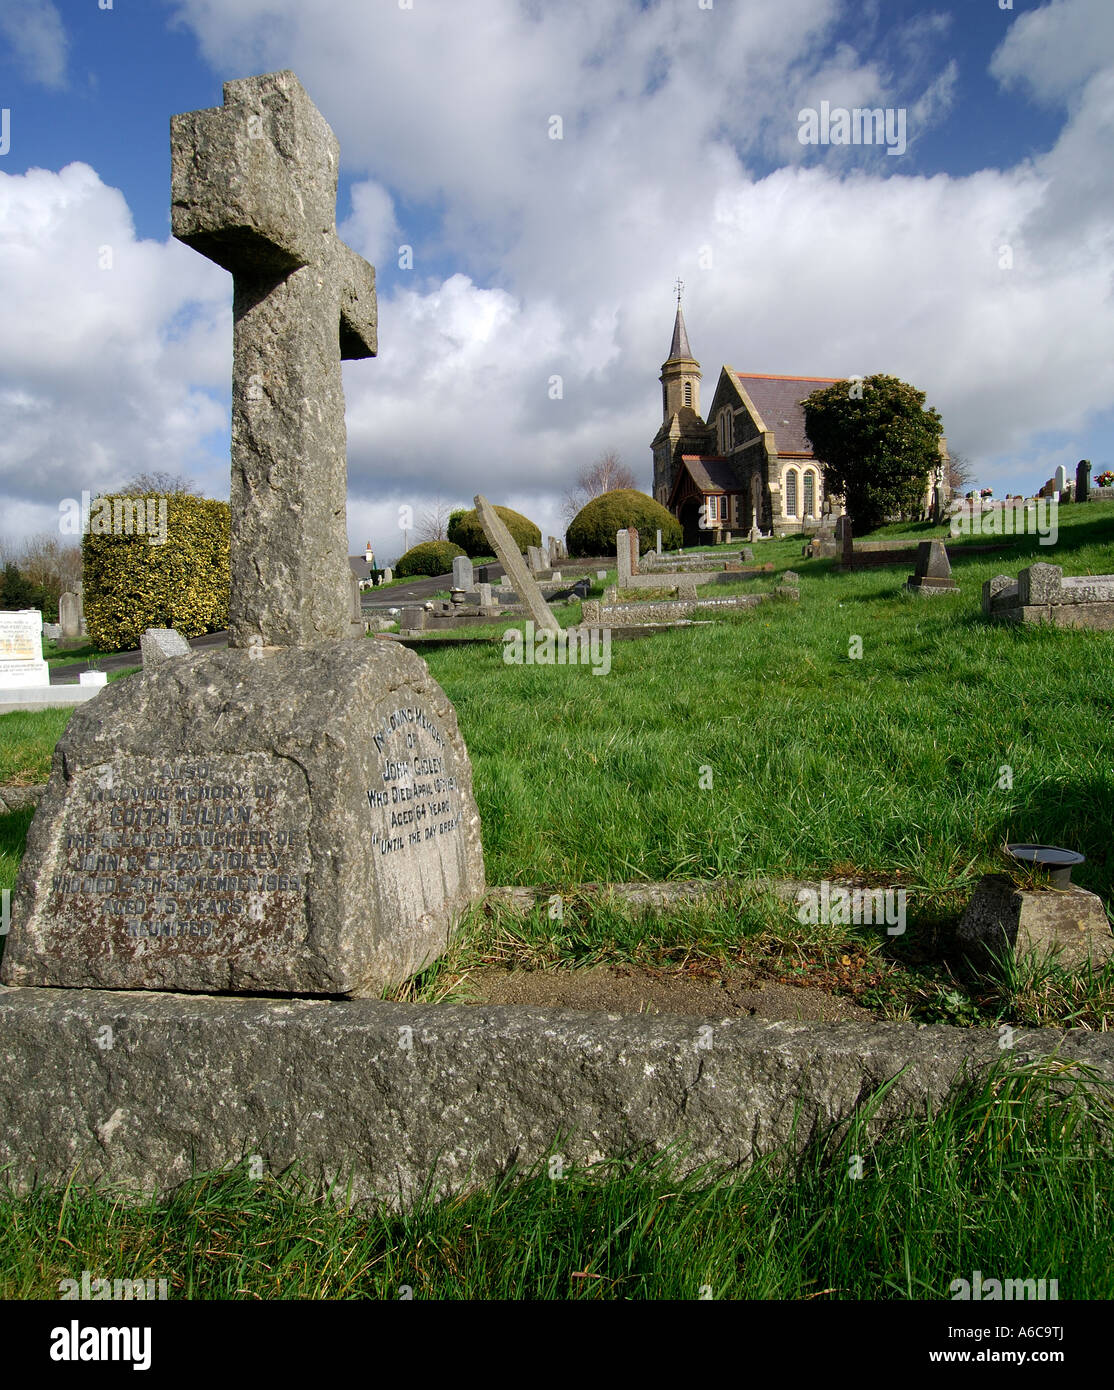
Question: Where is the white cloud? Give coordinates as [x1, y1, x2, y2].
[0, 163, 230, 527]
[2, 0, 1113, 567]
[990, 0, 1114, 107]
[0, 0, 68, 89]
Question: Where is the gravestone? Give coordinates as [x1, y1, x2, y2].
[932, 485, 945, 526]
[906, 540, 959, 595]
[1076, 460, 1091, 503]
[0, 610, 50, 690]
[1, 70, 484, 998]
[474, 494, 559, 633]
[140, 628, 191, 668]
[616, 529, 632, 587]
[1054, 464, 1068, 494]
[476, 583, 493, 609]
[656, 529, 662, 555]
[835, 515, 853, 568]
[59, 592, 81, 641]
[628, 530, 640, 576]
[382, 567, 393, 583]
[452, 555, 474, 592]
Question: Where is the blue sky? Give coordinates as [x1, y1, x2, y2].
[1, 0, 1112, 560]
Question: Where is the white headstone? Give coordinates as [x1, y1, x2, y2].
[0, 610, 50, 689]
[1054, 464, 1068, 493]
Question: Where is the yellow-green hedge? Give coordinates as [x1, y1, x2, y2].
[83, 494, 230, 651]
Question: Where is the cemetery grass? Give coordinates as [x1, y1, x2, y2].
[1, 1056, 1110, 1299]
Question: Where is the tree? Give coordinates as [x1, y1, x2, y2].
[415, 493, 456, 544]
[118, 470, 201, 496]
[803, 375, 943, 534]
[447, 506, 541, 558]
[563, 450, 638, 523]
[0, 562, 44, 611]
[947, 450, 976, 496]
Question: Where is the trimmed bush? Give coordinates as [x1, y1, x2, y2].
[83, 494, 230, 652]
[395, 540, 466, 579]
[447, 506, 541, 558]
[567, 489, 681, 557]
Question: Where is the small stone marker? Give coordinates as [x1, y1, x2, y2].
[656, 528, 662, 555]
[0, 610, 50, 689]
[1076, 459, 1091, 503]
[906, 540, 958, 595]
[140, 628, 191, 669]
[1, 70, 484, 998]
[740, 546, 754, 562]
[476, 583, 493, 608]
[474, 494, 559, 633]
[958, 875, 1113, 970]
[59, 592, 81, 641]
[452, 555, 474, 592]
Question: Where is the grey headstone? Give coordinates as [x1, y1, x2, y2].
[629, 529, 640, 576]
[476, 583, 493, 608]
[42, 623, 62, 642]
[1076, 459, 1091, 503]
[452, 555, 474, 591]
[140, 627, 191, 668]
[1054, 464, 1068, 493]
[616, 529, 632, 587]
[982, 575, 1017, 614]
[382, 567, 393, 583]
[474, 494, 559, 633]
[171, 70, 376, 649]
[597, 570, 607, 580]
[740, 547, 754, 562]
[781, 571, 799, 586]
[914, 540, 952, 580]
[834, 514, 853, 567]
[59, 591, 81, 640]
[656, 528, 662, 555]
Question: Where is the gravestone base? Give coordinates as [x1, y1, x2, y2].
[1, 643, 484, 997]
[957, 874, 1113, 970]
[906, 577, 959, 596]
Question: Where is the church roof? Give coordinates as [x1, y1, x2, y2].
[668, 305, 693, 360]
[726, 370, 839, 455]
[678, 456, 742, 492]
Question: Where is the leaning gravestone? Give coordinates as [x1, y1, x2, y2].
[474, 494, 559, 633]
[1, 71, 484, 997]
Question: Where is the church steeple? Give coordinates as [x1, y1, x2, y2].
[660, 280, 702, 421]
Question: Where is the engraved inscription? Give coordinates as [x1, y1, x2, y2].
[49, 754, 310, 951]
[368, 703, 463, 857]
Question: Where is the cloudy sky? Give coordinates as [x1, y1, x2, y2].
[0, 0, 1111, 562]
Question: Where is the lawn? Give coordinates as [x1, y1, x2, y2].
[1, 502, 1111, 1299]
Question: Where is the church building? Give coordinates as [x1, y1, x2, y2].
[651, 298, 842, 544]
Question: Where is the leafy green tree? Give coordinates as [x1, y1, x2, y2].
[447, 506, 541, 558]
[0, 562, 44, 611]
[803, 374, 943, 533]
[395, 540, 466, 579]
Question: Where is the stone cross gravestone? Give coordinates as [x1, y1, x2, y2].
[474, 494, 559, 633]
[0, 610, 50, 690]
[59, 592, 81, 641]
[1, 71, 484, 997]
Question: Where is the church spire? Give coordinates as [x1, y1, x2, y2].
[660, 281, 701, 420]
[668, 278, 692, 360]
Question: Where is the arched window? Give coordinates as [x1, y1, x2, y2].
[803, 470, 816, 518]
[785, 469, 799, 518]
[684, 382, 692, 408]
[725, 411, 733, 451]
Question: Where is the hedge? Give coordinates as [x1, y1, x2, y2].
[447, 506, 541, 558]
[394, 540, 466, 578]
[82, 494, 230, 651]
[566, 489, 681, 556]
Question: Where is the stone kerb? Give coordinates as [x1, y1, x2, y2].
[985, 562, 1114, 629]
[2, 985, 1112, 1209]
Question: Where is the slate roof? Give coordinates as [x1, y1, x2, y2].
[727, 370, 839, 455]
[349, 555, 375, 581]
[679, 456, 743, 492]
[668, 305, 693, 360]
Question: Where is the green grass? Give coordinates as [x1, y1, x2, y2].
[0, 1057, 1107, 1299]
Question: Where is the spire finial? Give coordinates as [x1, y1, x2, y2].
[674, 277, 684, 306]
